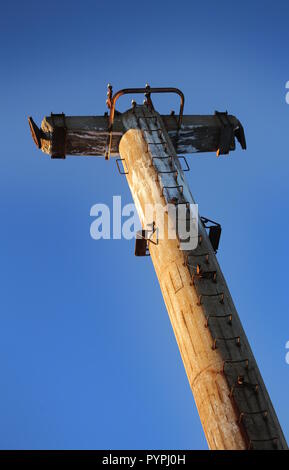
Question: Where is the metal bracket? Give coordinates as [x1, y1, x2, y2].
[50, 113, 67, 159]
[215, 110, 247, 156]
[215, 110, 235, 156]
[201, 216, 222, 253]
[178, 156, 190, 172]
[116, 158, 129, 175]
[135, 222, 158, 257]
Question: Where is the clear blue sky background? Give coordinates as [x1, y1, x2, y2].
[0, 0, 288, 450]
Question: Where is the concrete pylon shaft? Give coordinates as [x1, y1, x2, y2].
[119, 105, 287, 450]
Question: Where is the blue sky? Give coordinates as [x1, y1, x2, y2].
[0, 0, 288, 449]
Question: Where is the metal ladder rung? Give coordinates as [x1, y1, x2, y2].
[191, 270, 217, 285]
[229, 379, 259, 397]
[146, 141, 165, 145]
[223, 358, 249, 372]
[162, 185, 183, 196]
[142, 128, 163, 131]
[150, 155, 190, 172]
[205, 313, 232, 327]
[212, 336, 240, 350]
[197, 292, 224, 306]
[248, 437, 278, 450]
[153, 164, 178, 175]
[116, 158, 129, 175]
[238, 409, 268, 424]
[184, 252, 209, 266]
